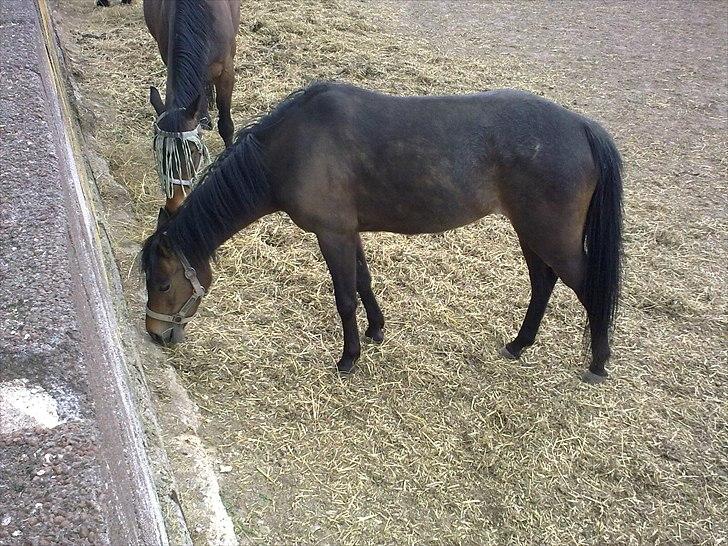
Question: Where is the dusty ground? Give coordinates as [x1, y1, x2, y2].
[53, 0, 725, 544]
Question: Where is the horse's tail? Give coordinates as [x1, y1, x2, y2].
[582, 122, 624, 336]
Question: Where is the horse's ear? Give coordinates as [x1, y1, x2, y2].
[158, 233, 173, 258]
[150, 86, 165, 116]
[156, 207, 171, 229]
[185, 94, 204, 120]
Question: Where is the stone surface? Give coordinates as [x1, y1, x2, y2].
[0, 1, 167, 543]
[0, 1, 110, 542]
[0, 379, 63, 434]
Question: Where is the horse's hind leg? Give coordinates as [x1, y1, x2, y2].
[501, 236, 557, 360]
[548, 253, 611, 383]
[215, 66, 235, 148]
[582, 306, 611, 383]
[523, 242, 611, 383]
[356, 236, 385, 342]
[509, 203, 611, 382]
[317, 231, 361, 374]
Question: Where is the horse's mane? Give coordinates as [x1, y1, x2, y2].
[142, 82, 335, 271]
[168, 0, 211, 109]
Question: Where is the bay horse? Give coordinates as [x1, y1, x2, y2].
[142, 82, 624, 384]
[144, 0, 240, 211]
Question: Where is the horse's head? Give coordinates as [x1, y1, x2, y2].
[149, 87, 211, 208]
[141, 208, 212, 346]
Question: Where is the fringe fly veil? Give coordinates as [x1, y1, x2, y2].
[153, 115, 211, 198]
[153, 0, 213, 198]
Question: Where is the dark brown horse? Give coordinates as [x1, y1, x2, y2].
[144, 0, 240, 211]
[142, 82, 624, 384]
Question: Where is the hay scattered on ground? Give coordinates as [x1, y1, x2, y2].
[58, 0, 726, 543]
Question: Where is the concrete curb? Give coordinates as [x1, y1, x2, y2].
[33, 0, 192, 543]
[42, 1, 239, 544]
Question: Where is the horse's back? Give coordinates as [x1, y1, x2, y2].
[272, 83, 603, 234]
[308, 83, 598, 189]
[297, 84, 595, 172]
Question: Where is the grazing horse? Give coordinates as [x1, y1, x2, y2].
[142, 82, 623, 384]
[144, 0, 240, 211]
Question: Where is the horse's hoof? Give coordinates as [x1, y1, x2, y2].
[365, 328, 384, 344]
[582, 369, 608, 385]
[499, 345, 518, 360]
[337, 359, 357, 375]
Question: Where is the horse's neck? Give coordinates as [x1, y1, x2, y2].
[164, 2, 206, 110]
[164, 15, 179, 107]
[170, 146, 275, 264]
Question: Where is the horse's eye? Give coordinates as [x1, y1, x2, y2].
[159, 282, 171, 293]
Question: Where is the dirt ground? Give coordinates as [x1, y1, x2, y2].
[53, 0, 725, 544]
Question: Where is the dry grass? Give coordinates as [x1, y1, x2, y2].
[57, 0, 727, 544]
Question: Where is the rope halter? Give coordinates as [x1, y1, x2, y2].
[152, 109, 211, 199]
[145, 249, 206, 325]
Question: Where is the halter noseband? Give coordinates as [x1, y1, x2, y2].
[153, 109, 211, 198]
[145, 250, 206, 325]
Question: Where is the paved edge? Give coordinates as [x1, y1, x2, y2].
[33, 0, 193, 543]
[44, 0, 242, 543]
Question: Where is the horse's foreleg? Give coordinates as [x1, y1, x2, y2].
[501, 236, 557, 360]
[356, 236, 385, 342]
[205, 81, 216, 112]
[215, 68, 235, 148]
[198, 87, 213, 131]
[317, 231, 360, 374]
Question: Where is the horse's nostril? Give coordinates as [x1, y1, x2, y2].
[149, 332, 165, 345]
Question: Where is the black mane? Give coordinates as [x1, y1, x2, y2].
[142, 82, 335, 272]
[168, 0, 211, 110]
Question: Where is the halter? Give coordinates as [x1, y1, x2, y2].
[152, 109, 211, 199]
[145, 250, 206, 325]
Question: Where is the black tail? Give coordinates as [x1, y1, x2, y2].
[583, 122, 624, 337]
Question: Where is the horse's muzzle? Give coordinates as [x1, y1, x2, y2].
[148, 325, 186, 346]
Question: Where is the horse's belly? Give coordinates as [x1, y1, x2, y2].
[353, 153, 501, 233]
[357, 190, 500, 234]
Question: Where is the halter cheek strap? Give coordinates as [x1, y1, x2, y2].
[146, 251, 206, 325]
